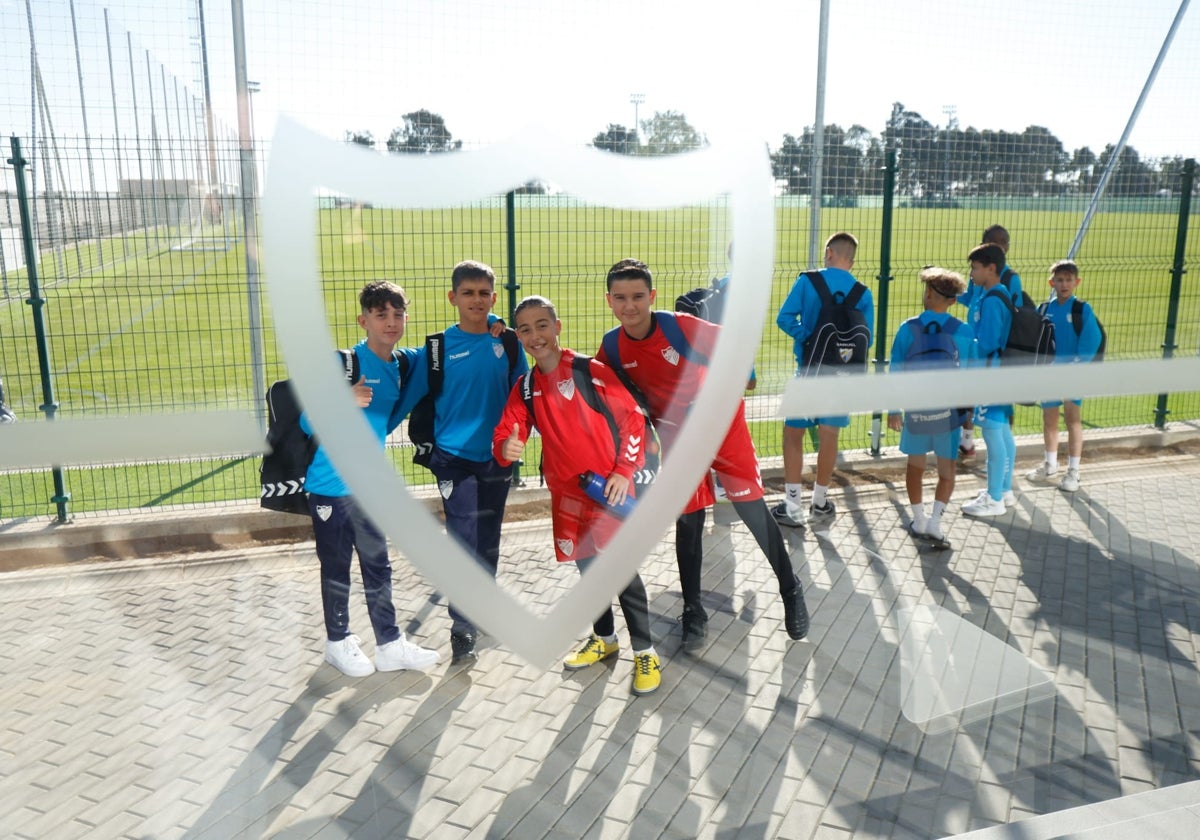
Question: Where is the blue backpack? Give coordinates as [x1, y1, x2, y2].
[901, 318, 971, 435]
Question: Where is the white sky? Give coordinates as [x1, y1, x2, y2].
[3, 0, 1199, 172]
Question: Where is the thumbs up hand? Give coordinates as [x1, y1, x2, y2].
[501, 422, 525, 462]
[351, 376, 372, 407]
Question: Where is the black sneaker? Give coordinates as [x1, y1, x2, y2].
[679, 606, 709, 653]
[450, 631, 477, 665]
[809, 499, 836, 521]
[782, 579, 809, 640]
[771, 501, 807, 529]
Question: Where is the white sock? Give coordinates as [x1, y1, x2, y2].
[1068, 456, 1080, 470]
[633, 646, 657, 657]
[785, 483, 803, 511]
[600, 633, 618, 645]
[910, 503, 927, 526]
[812, 484, 828, 508]
[960, 428, 973, 445]
[1045, 451, 1058, 470]
[932, 500, 947, 518]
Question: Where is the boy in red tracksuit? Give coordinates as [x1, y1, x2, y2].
[598, 258, 809, 652]
[493, 295, 662, 696]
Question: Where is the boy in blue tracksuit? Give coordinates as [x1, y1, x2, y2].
[961, 243, 1016, 518]
[956, 225, 1021, 457]
[887, 267, 976, 544]
[774, 232, 874, 526]
[1025, 260, 1104, 493]
[407, 260, 528, 664]
[302, 280, 439, 678]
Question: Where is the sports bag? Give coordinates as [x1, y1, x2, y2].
[800, 271, 870, 377]
[901, 318, 970, 434]
[261, 350, 359, 514]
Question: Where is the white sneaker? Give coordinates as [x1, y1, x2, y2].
[1059, 468, 1080, 493]
[1002, 490, 1017, 507]
[376, 634, 440, 672]
[325, 635, 375, 677]
[1025, 461, 1058, 482]
[962, 490, 1006, 517]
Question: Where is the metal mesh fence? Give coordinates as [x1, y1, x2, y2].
[2, 1, 1199, 521]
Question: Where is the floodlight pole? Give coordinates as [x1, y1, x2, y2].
[808, 0, 829, 268]
[1068, 0, 1191, 260]
[630, 93, 645, 140]
[232, 0, 267, 429]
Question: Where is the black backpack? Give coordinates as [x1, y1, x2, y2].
[261, 349, 365, 514]
[1038, 298, 1107, 362]
[901, 318, 971, 434]
[521, 354, 659, 488]
[986, 288, 1055, 366]
[409, 328, 521, 469]
[675, 277, 728, 324]
[800, 270, 870, 377]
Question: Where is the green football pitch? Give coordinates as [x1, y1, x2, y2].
[1, 202, 1197, 517]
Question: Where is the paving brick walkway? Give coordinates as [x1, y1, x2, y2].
[2, 452, 1199, 838]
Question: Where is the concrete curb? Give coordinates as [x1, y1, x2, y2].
[2, 423, 1196, 572]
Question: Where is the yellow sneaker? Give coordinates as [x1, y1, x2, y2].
[631, 651, 662, 695]
[563, 635, 618, 670]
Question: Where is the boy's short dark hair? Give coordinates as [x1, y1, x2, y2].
[514, 294, 557, 322]
[606, 258, 653, 291]
[919, 266, 966, 299]
[968, 243, 1006, 270]
[981, 224, 1010, 248]
[451, 260, 496, 292]
[825, 231, 858, 260]
[1049, 259, 1080, 277]
[360, 280, 408, 312]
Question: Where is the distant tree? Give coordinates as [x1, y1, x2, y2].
[846, 124, 884, 194]
[882, 103, 936, 196]
[592, 123, 639, 154]
[514, 179, 550, 195]
[1096, 144, 1155, 196]
[386, 110, 462, 154]
[640, 111, 706, 156]
[771, 133, 808, 195]
[344, 130, 374, 148]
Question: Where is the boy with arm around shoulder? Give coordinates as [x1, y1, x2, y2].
[600, 258, 808, 652]
[302, 280, 439, 678]
[493, 295, 662, 696]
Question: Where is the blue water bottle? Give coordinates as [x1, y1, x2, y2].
[579, 471, 638, 519]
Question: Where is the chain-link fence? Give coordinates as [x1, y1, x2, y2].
[3, 1, 1199, 521]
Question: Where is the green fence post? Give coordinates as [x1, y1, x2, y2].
[1154, 157, 1194, 429]
[504, 190, 523, 486]
[8, 136, 71, 522]
[869, 147, 897, 455]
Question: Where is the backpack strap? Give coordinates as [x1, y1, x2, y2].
[424, 332, 445, 398]
[600, 327, 654, 417]
[335, 348, 360, 384]
[392, 350, 410, 381]
[500, 328, 521, 378]
[999, 266, 1013, 289]
[843, 281, 867, 309]
[804, 270, 833, 304]
[984, 286, 1017, 314]
[1070, 298, 1085, 338]
[572, 355, 620, 451]
[655, 311, 709, 367]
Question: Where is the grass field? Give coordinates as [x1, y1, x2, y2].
[2, 199, 1198, 519]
